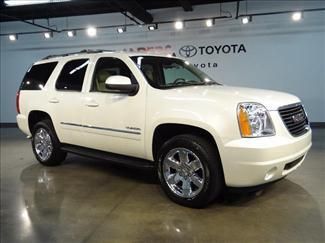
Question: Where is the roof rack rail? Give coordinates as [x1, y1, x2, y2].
[42, 49, 115, 60]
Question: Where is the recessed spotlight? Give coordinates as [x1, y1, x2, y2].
[86, 27, 97, 37]
[175, 21, 184, 30]
[117, 26, 126, 33]
[148, 24, 158, 31]
[9, 34, 17, 41]
[292, 12, 302, 21]
[67, 30, 76, 37]
[206, 19, 214, 27]
[44, 32, 53, 39]
[241, 16, 252, 24]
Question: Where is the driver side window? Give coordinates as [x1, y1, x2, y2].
[92, 57, 135, 92]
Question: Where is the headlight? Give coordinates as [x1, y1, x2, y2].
[237, 103, 275, 137]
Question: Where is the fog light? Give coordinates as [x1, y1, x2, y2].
[265, 167, 277, 181]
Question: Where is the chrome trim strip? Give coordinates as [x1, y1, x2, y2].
[60, 122, 141, 135]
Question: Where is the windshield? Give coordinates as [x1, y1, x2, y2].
[131, 56, 221, 89]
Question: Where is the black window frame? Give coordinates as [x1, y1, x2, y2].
[19, 62, 58, 91]
[55, 58, 90, 92]
[90, 57, 138, 93]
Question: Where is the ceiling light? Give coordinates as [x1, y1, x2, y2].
[206, 19, 214, 27]
[44, 32, 53, 39]
[67, 30, 76, 37]
[148, 24, 158, 31]
[292, 12, 303, 21]
[4, 0, 71, 7]
[9, 34, 17, 41]
[175, 21, 184, 30]
[86, 27, 97, 37]
[117, 26, 126, 33]
[241, 16, 252, 24]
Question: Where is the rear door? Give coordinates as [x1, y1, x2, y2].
[49, 58, 91, 146]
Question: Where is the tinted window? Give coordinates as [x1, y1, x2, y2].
[56, 59, 89, 91]
[20, 62, 58, 90]
[92, 57, 135, 92]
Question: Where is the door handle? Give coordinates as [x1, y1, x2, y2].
[49, 98, 59, 103]
[86, 102, 99, 107]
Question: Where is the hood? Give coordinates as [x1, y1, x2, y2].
[163, 85, 300, 110]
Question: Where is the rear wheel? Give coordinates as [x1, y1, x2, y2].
[32, 120, 67, 166]
[157, 134, 224, 208]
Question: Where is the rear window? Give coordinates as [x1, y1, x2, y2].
[20, 62, 58, 90]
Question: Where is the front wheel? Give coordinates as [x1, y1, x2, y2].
[157, 134, 224, 208]
[32, 120, 67, 166]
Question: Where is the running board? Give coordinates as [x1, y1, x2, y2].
[61, 144, 154, 169]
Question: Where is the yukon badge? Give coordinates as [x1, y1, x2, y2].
[126, 126, 141, 131]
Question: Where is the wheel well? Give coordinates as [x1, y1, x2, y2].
[152, 123, 219, 160]
[28, 111, 52, 132]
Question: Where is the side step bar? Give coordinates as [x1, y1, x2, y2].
[61, 144, 155, 169]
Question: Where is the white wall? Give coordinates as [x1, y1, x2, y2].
[1, 1, 325, 123]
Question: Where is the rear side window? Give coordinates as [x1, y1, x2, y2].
[56, 59, 89, 91]
[20, 62, 58, 90]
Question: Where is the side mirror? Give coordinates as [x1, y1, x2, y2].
[105, 75, 139, 95]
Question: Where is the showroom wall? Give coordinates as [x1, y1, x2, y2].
[1, 1, 324, 123]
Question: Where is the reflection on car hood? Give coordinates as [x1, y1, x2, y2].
[163, 85, 300, 110]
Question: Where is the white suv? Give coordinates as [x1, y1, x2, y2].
[16, 50, 312, 208]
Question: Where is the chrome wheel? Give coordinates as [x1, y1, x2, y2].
[34, 128, 53, 161]
[163, 148, 205, 199]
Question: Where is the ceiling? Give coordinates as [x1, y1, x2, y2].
[0, 0, 239, 23]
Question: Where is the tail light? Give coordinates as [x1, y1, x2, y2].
[16, 91, 20, 114]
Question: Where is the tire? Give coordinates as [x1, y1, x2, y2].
[31, 119, 67, 166]
[157, 134, 224, 208]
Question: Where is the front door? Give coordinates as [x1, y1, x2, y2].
[80, 56, 146, 159]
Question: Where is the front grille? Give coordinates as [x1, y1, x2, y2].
[278, 103, 309, 137]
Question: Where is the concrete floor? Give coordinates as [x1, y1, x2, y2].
[1, 128, 324, 243]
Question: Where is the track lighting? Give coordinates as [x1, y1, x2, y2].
[44, 32, 53, 39]
[67, 30, 76, 37]
[175, 21, 184, 30]
[148, 24, 158, 31]
[117, 26, 126, 33]
[241, 16, 252, 24]
[206, 19, 214, 27]
[86, 27, 97, 37]
[9, 34, 17, 41]
[292, 12, 303, 21]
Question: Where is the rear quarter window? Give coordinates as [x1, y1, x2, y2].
[20, 62, 58, 90]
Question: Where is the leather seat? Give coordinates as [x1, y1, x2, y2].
[95, 69, 112, 91]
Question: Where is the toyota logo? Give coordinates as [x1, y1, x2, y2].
[179, 45, 197, 58]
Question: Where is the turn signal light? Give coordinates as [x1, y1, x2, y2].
[238, 106, 252, 136]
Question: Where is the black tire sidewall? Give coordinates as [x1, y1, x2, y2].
[157, 135, 223, 208]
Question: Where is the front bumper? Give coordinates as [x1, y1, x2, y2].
[221, 129, 312, 187]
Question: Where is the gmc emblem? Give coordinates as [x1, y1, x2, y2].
[292, 113, 305, 123]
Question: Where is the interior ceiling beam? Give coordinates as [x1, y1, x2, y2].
[112, 0, 153, 24]
[0, 13, 59, 32]
[178, 0, 193, 12]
